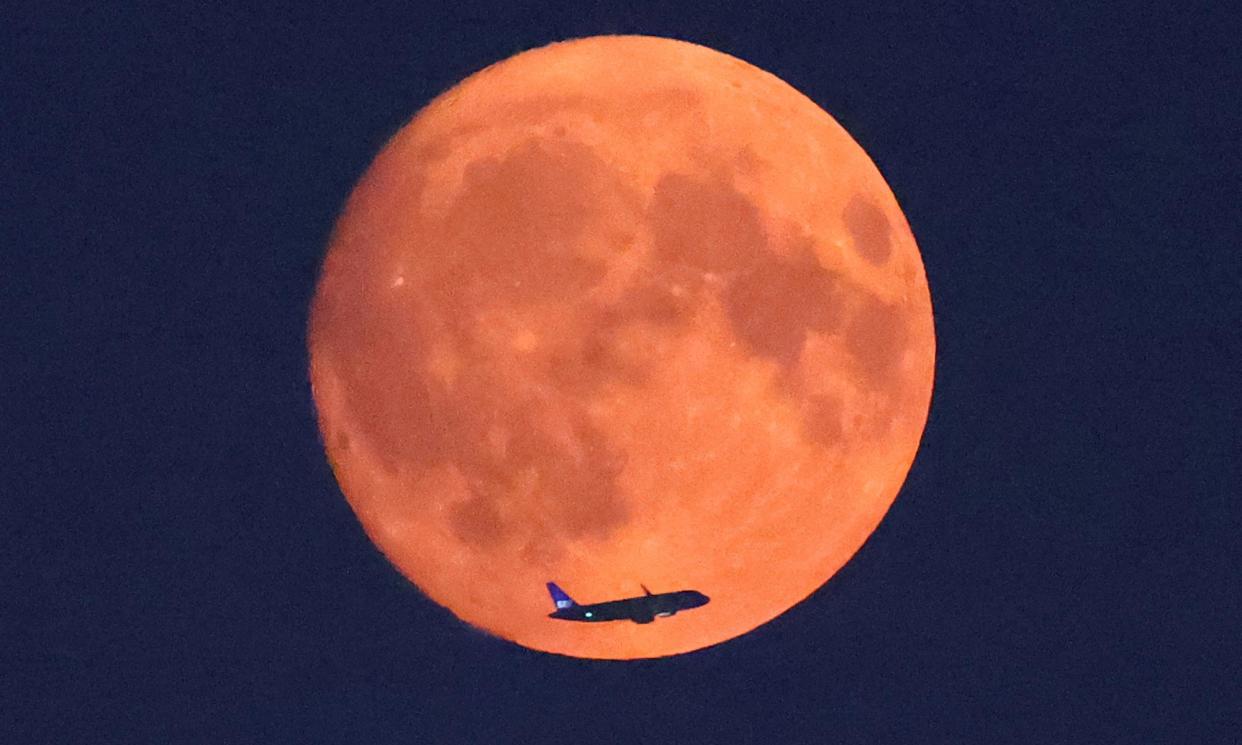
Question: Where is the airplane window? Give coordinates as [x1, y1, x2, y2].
[584, 612, 593, 618]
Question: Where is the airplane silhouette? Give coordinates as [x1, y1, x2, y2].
[546, 582, 709, 624]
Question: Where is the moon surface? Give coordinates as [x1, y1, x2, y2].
[308, 35, 935, 659]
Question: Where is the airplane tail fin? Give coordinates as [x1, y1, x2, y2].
[546, 582, 576, 610]
[641, 584, 653, 596]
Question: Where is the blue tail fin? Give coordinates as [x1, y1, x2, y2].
[546, 582, 576, 610]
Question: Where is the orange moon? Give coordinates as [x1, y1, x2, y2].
[308, 35, 935, 659]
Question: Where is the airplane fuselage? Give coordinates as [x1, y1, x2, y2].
[548, 589, 709, 624]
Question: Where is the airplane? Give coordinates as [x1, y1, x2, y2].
[546, 582, 710, 624]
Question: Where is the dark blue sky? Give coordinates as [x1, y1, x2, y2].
[6, 3, 1238, 742]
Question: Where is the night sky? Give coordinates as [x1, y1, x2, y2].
[6, 3, 1238, 742]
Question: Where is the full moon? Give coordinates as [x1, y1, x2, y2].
[308, 35, 934, 659]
